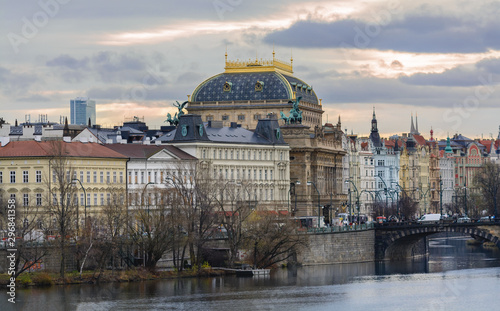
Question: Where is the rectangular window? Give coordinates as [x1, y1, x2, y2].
[119, 172, 123, 183]
[141, 172, 144, 184]
[23, 171, 28, 183]
[10, 171, 16, 183]
[87, 194, 90, 207]
[80, 193, 84, 206]
[93, 171, 97, 183]
[254, 169, 257, 180]
[0, 171, 2, 183]
[265, 170, 267, 180]
[270, 170, 273, 180]
[222, 115, 229, 121]
[213, 150, 216, 159]
[270, 189, 274, 201]
[113, 172, 117, 183]
[100, 193, 104, 206]
[236, 151, 239, 159]
[100, 171, 104, 183]
[238, 115, 245, 121]
[23, 194, 29, 206]
[94, 194, 97, 206]
[107, 193, 111, 205]
[36, 193, 42, 206]
[80, 171, 83, 182]
[259, 170, 262, 180]
[87, 171, 90, 183]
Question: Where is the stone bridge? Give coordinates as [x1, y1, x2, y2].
[375, 222, 500, 260]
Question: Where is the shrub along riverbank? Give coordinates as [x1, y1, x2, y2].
[0, 267, 225, 287]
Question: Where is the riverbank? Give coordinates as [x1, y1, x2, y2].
[0, 268, 226, 287]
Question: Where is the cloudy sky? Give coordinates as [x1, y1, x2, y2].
[2, 0, 500, 139]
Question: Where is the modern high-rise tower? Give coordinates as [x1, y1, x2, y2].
[70, 97, 96, 125]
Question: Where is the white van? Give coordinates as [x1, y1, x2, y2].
[417, 214, 441, 224]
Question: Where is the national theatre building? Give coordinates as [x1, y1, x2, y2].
[187, 52, 346, 223]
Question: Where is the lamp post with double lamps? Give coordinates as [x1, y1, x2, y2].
[306, 181, 321, 228]
[345, 180, 359, 225]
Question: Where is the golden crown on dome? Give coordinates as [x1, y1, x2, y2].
[224, 50, 293, 74]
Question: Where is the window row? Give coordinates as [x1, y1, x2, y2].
[127, 170, 192, 185]
[213, 168, 274, 181]
[202, 148, 285, 161]
[50, 170, 124, 184]
[0, 171, 42, 184]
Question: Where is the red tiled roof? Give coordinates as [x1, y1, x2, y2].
[478, 140, 493, 153]
[0, 141, 127, 159]
[412, 134, 427, 146]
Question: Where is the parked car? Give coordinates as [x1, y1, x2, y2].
[478, 216, 493, 223]
[457, 216, 471, 223]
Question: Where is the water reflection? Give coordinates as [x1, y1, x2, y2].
[2, 234, 500, 311]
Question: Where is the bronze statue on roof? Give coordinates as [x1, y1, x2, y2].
[280, 96, 302, 125]
[165, 101, 189, 126]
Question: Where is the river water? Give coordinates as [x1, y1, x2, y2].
[2, 234, 500, 311]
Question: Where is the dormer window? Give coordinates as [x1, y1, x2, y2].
[223, 81, 232, 92]
[255, 81, 264, 92]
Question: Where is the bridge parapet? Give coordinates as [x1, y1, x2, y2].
[375, 223, 500, 260]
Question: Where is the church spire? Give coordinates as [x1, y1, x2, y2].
[371, 107, 378, 133]
[415, 112, 419, 134]
[410, 113, 416, 134]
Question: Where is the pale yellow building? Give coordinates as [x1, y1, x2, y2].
[0, 141, 128, 229]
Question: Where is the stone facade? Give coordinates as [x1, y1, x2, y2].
[297, 230, 375, 265]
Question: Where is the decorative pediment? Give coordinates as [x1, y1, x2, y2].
[149, 149, 181, 161]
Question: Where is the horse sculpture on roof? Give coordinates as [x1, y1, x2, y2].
[164, 100, 188, 126]
[281, 96, 303, 125]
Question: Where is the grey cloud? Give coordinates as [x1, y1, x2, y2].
[265, 14, 500, 53]
[0, 66, 40, 96]
[45, 51, 170, 85]
[400, 58, 500, 87]
[46, 54, 89, 70]
[16, 94, 51, 102]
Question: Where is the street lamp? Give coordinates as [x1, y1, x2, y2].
[142, 182, 155, 215]
[345, 179, 359, 223]
[306, 181, 321, 228]
[288, 181, 300, 215]
[391, 182, 403, 220]
[71, 178, 86, 232]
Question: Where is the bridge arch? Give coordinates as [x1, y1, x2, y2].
[375, 225, 500, 261]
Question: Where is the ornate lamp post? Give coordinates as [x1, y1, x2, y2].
[307, 181, 321, 228]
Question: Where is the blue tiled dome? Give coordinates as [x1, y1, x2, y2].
[191, 71, 319, 105]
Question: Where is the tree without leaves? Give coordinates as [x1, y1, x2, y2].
[0, 193, 48, 278]
[212, 179, 255, 267]
[474, 161, 500, 219]
[245, 212, 308, 269]
[165, 161, 219, 271]
[46, 142, 78, 279]
[128, 186, 176, 271]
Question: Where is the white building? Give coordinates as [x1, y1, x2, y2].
[156, 114, 291, 212]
